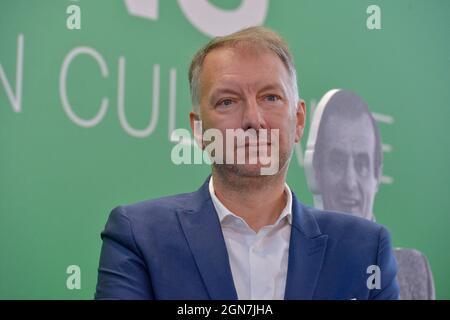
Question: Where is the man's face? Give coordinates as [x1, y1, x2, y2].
[316, 114, 378, 220]
[190, 46, 305, 177]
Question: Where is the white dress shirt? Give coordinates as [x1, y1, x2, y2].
[208, 177, 293, 300]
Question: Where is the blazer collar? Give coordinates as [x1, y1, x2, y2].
[177, 176, 238, 300]
[177, 176, 328, 300]
[283, 192, 328, 299]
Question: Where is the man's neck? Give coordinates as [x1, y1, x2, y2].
[211, 169, 288, 233]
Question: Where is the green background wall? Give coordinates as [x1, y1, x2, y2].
[1, 0, 449, 299]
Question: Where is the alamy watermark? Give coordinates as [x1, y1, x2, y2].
[366, 5, 382, 30]
[66, 264, 81, 290]
[66, 1, 81, 30]
[171, 121, 280, 176]
[367, 264, 381, 290]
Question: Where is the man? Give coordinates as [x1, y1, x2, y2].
[304, 89, 435, 299]
[305, 89, 382, 221]
[95, 27, 399, 300]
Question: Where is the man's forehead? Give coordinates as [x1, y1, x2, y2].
[323, 112, 373, 132]
[200, 46, 289, 90]
[320, 114, 376, 148]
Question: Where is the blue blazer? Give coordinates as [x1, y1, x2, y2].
[95, 177, 399, 300]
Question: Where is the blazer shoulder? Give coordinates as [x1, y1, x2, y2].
[111, 190, 199, 226]
[304, 205, 387, 241]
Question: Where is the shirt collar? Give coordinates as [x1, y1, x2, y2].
[208, 176, 293, 227]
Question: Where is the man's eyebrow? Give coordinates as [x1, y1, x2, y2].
[209, 87, 241, 100]
[355, 152, 371, 158]
[208, 83, 286, 101]
[258, 83, 287, 94]
[329, 148, 347, 156]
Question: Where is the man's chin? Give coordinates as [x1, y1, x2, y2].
[216, 163, 270, 177]
[325, 200, 363, 217]
[342, 206, 366, 218]
[230, 164, 266, 177]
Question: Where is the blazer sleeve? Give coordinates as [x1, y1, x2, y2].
[369, 226, 400, 300]
[95, 206, 155, 300]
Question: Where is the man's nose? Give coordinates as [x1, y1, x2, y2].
[342, 158, 358, 192]
[241, 97, 266, 130]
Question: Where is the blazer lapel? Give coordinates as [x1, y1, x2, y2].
[284, 193, 328, 300]
[177, 177, 238, 300]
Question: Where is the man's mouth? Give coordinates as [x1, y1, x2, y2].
[339, 197, 360, 207]
[243, 142, 270, 147]
[235, 139, 271, 147]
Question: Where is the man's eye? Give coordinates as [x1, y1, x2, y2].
[217, 99, 234, 107]
[328, 152, 347, 174]
[355, 155, 370, 176]
[265, 94, 280, 102]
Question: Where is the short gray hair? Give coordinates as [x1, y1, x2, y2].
[188, 26, 300, 113]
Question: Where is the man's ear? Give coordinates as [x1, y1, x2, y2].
[375, 166, 383, 193]
[189, 111, 200, 131]
[189, 111, 203, 149]
[295, 99, 306, 143]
